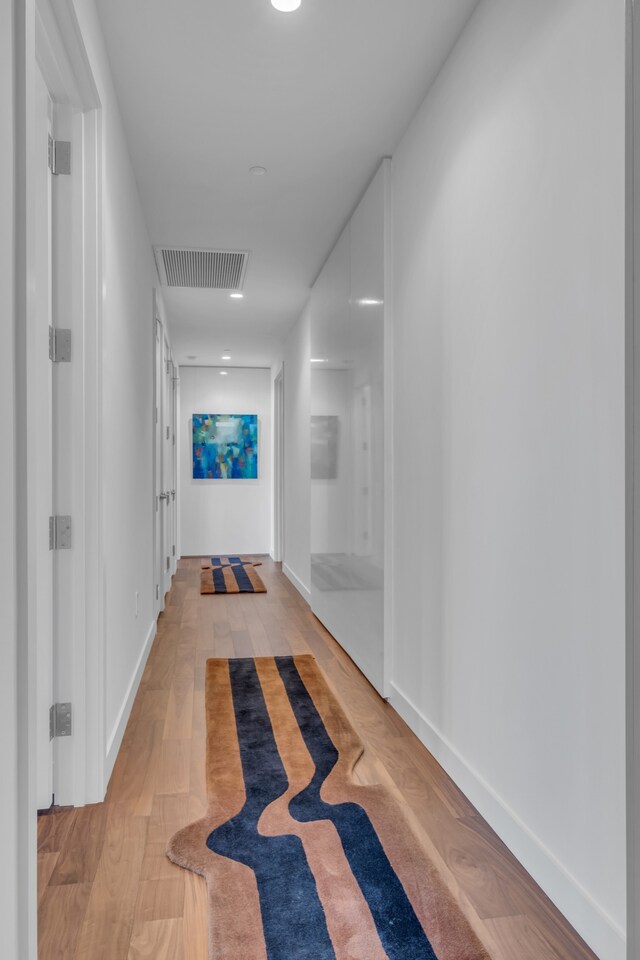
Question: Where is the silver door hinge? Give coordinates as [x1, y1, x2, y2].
[49, 515, 72, 550]
[49, 703, 72, 740]
[156, 584, 159, 600]
[49, 326, 71, 362]
[166, 556, 170, 570]
[48, 135, 71, 176]
[172, 545, 176, 556]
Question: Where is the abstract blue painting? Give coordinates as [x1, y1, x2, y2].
[192, 414, 258, 480]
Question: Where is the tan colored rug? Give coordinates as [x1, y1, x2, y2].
[167, 655, 490, 960]
[200, 558, 266, 594]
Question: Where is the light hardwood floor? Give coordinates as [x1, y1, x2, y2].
[38, 557, 599, 960]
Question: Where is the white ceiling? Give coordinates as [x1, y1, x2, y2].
[95, 0, 478, 367]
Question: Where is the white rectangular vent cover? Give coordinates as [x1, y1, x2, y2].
[154, 247, 249, 290]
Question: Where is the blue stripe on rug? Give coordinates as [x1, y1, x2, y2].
[211, 566, 227, 592]
[275, 656, 438, 960]
[231, 563, 253, 592]
[206, 659, 335, 960]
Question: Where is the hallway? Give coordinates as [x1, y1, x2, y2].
[38, 558, 597, 960]
[3, 1, 631, 956]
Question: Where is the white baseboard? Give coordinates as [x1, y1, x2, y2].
[283, 562, 311, 603]
[389, 681, 626, 960]
[105, 619, 157, 783]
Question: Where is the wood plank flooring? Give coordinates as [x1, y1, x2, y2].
[38, 557, 599, 960]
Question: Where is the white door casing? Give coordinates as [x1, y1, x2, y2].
[154, 313, 163, 612]
[34, 64, 55, 810]
[154, 315, 177, 604]
[29, 0, 104, 812]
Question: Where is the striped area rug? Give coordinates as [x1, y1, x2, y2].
[167, 655, 490, 960]
[200, 557, 266, 594]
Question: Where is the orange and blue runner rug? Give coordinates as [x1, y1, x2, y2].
[167, 655, 489, 960]
[200, 556, 266, 594]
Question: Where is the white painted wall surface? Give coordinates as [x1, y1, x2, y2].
[179, 366, 272, 556]
[282, 308, 311, 597]
[390, 1, 626, 958]
[72, 0, 161, 778]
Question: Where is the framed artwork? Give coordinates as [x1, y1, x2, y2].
[192, 414, 258, 479]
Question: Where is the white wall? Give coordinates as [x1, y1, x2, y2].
[179, 366, 271, 556]
[73, 0, 162, 777]
[282, 307, 311, 597]
[390, 2, 626, 958]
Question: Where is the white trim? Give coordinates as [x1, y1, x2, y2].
[628, 2, 639, 956]
[15, 0, 40, 954]
[4, 0, 21, 955]
[382, 156, 393, 700]
[105, 620, 156, 782]
[283, 562, 311, 603]
[389, 680, 626, 960]
[33, 0, 103, 810]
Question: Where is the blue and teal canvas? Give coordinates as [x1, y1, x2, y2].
[192, 414, 258, 479]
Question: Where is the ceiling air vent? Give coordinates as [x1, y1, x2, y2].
[154, 247, 249, 290]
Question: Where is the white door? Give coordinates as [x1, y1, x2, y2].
[170, 365, 178, 574]
[154, 315, 164, 610]
[154, 317, 176, 605]
[34, 65, 55, 810]
[161, 335, 174, 596]
[34, 70, 75, 808]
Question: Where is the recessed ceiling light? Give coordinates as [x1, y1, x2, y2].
[221, 353, 231, 360]
[271, 0, 301, 11]
[230, 292, 244, 299]
[186, 355, 197, 360]
[357, 298, 384, 306]
[250, 166, 267, 176]
[220, 370, 228, 376]
[310, 358, 328, 363]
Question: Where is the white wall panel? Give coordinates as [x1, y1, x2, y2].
[310, 163, 388, 694]
[282, 308, 311, 596]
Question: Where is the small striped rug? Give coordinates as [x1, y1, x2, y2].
[200, 557, 266, 594]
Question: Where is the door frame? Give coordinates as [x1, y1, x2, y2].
[629, 3, 640, 956]
[171, 361, 179, 575]
[153, 305, 164, 615]
[153, 309, 178, 607]
[162, 329, 174, 598]
[14, 0, 103, 955]
[19, 0, 104, 813]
